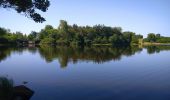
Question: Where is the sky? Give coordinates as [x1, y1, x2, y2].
[0, 0, 170, 37]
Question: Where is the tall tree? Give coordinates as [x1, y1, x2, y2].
[58, 20, 71, 41]
[0, 0, 50, 23]
[147, 33, 156, 42]
[28, 31, 38, 40]
[0, 27, 7, 37]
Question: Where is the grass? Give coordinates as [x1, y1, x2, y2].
[0, 77, 13, 100]
[143, 42, 170, 46]
[92, 43, 112, 46]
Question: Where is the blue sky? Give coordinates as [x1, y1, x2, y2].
[0, 0, 170, 37]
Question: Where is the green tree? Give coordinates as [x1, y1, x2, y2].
[0, 27, 7, 37]
[112, 27, 122, 35]
[28, 31, 38, 40]
[147, 33, 156, 42]
[123, 32, 134, 44]
[15, 32, 24, 40]
[58, 20, 68, 34]
[156, 34, 161, 39]
[0, 0, 50, 23]
[38, 25, 54, 40]
[45, 25, 54, 30]
[58, 20, 72, 42]
[75, 33, 84, 45]
[109, 34, 119, 46]
[40, 37, 55, 44]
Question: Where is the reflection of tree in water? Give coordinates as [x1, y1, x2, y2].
[0, 46, 12, 62]
[0, 46, 38, 62]
[0, 77, 34, 100]
[38, 46, 143, 68]
[144, 46, 170, 54]
[1, 45, 170, 68]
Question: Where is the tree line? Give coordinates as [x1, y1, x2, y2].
[0, 20, 170, 46]
[144, 33, 170, 43]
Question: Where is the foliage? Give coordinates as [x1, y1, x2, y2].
[0, 29, 28, 44]
[0, 27, 7, 37]
[28, 31, 38, 40]
[0, 0, 50, 23]
[40, 37, 55, 44]
[1, 20, 170, 46]
[144, 33, 170, 43]
[0, 20, 143, 46]
[156, 37, 170, 43]
[36, 20, 144, 46]
[0, 77, 13, 100]
[147, 33, 156, 42]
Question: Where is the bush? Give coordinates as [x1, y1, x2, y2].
[0, 38, 8, 44]
[0, 77, 13, 100]
[156, 37, 170, 43]
[40, 38, 55, 44]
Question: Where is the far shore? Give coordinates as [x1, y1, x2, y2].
[142, 42, 170, 46]
[1, 42, 170, 47]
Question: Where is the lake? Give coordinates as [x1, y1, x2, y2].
[0, 45, 170, 100]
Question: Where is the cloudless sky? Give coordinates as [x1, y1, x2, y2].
[0, 0, 170, 37]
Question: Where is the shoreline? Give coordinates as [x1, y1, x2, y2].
[142, 42, 170, 46]
[1, 43, 170, 47]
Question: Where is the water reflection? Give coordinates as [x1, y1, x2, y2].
[38, 46, 143, 67]
[144, 46, 170, 54]
[1, 45, 170, 67]
[1, 46, 170, 100]
[0, 46, 37, 62]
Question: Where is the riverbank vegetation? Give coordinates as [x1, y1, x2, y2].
[144, 33, 170, 44]
[0, 20, 170, 46]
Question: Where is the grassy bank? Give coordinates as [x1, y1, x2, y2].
[92, 44, 112, 46]
[142, 42, 170, 46]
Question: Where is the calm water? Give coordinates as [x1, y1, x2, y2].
[0, 45, 170, 100]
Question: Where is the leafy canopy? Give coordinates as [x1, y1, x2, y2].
[0, 0, 50, 23]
